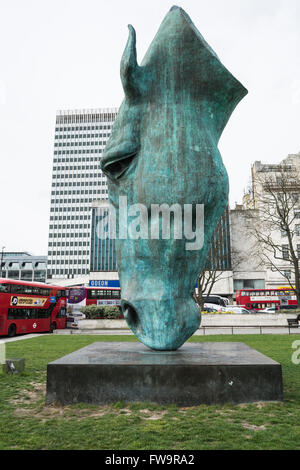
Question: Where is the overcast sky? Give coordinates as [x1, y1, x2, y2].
[0, 0, 300, 256]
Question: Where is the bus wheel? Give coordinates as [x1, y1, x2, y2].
[8, 324, 16, 338]
[50, 322, 56, 334]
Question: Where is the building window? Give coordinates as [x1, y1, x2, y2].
[282, 245, 289, 260]
[281, 229, 287, 238]
[233, 279, 265, 292]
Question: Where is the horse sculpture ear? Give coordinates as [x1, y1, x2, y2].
[120, 25, 141, 99]
[100, 25, 141, 180]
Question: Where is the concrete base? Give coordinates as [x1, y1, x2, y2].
[46, 342, 283, 406]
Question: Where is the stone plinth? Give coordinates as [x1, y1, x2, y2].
[46, 342, 283, 406]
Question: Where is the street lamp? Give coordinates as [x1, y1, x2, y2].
[0, 246, 5, 278]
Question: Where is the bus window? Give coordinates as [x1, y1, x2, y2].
[23, 286, 34, 295]
[10, 284, 24, 294]
[0, 283, 10, 293]
[8, 309, 27, 319]
[10, 284, 33, 295]
[87, 289, 108, 299]
[56, 290, 66, 299]
[7, 308, 50, 320]
[28, 309, 38, 319]
[32, 309, 49, 319]
[42, 288, 51, 296]
[57, 308, 67, 318]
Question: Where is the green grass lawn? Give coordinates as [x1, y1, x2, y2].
[0, 334, 300, 450]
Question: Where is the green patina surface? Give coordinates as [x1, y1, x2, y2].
[100, 6, 247, 350]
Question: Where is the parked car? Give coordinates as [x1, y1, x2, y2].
[238, 308, 252, 314]
[225, 306, 251, 314]
[247, 309, 260, 314]
[201, 306, 218, 313]
[203, 303, 226, 312]
[260, 307, 276, 313]
[276, 304, 299, 311]
[204, 295, 228, 307]
[225, 305, 240, 311]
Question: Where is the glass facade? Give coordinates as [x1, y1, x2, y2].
[233, 279, 265, 291]
[204, 207, 232, 271]
[90, 203, 117, 271]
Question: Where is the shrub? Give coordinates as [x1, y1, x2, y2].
[80, 305, 123, 319]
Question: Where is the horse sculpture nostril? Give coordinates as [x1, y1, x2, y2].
[122, 302, 140, 330]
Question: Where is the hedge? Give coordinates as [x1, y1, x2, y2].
[79, 304, 123, 319]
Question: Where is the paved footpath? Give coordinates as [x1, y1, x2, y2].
[1, 326, 300, 344]
[0, 333, 47, 344]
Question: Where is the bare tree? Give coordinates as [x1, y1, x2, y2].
[194, 269, 224, 311]
[250, 165, 300, 305]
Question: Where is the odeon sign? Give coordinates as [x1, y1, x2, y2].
[89, 280, 120, 288]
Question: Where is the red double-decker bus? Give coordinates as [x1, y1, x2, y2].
[66, 286, 122, 327]
[236, 287, 297, 311]
[0, 278, 67, 337]
[67, 286, 121, 312]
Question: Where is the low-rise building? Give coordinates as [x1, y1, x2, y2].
[232, 151, 300, 292]
[0, 252, 47, 283]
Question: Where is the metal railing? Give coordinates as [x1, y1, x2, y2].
[198, 325, 300, 335]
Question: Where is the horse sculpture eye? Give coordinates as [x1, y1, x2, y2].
[103, 153, 137, 180]
[100, 6, 247, 351]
